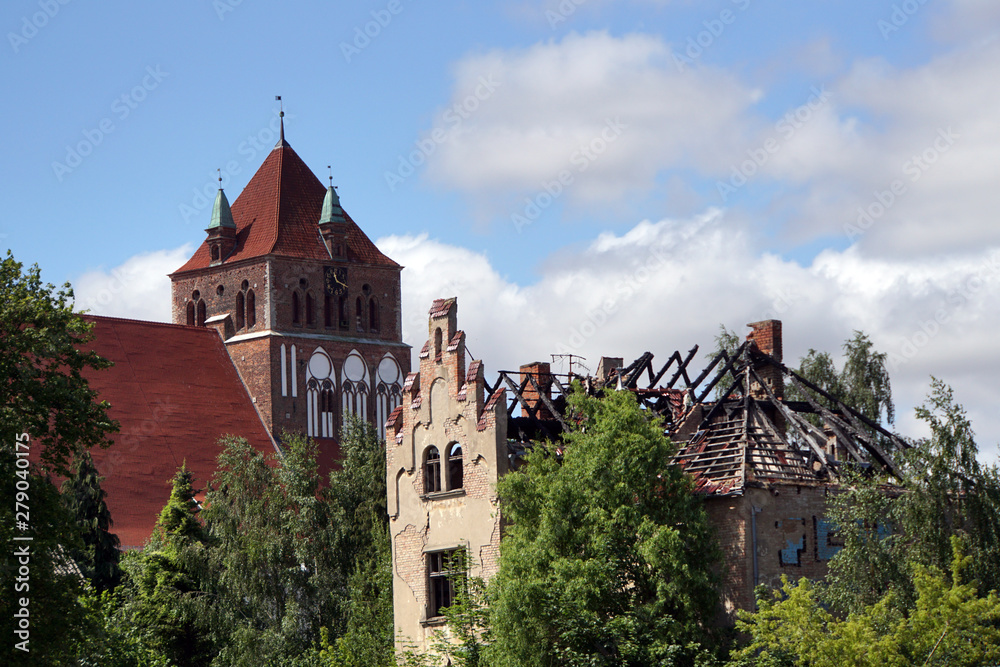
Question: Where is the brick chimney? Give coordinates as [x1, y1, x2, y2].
[519, 362, 552, 419]
[746, 320, 783, 400]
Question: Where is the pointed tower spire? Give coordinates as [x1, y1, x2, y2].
[318, 165, 348, 259]
[205, 169, 237, 264]
[208, 170, 235, 229]
[275, 96, 289, 148]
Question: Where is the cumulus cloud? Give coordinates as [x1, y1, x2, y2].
[422, 25, 1000, 257]
[421, 31, 761, 218]
[72, 245, 192, 322]
[378, 211, 1000, 459]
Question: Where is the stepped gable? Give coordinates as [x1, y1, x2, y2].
[78, 315, 278, 548]
[174, 142, 399, 272]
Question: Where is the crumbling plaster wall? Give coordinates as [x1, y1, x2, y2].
[387, 299, 507, 654]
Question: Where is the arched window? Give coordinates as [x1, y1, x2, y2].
[434, 327, 443, 362]
[341, 349, 370, 425]
[292, 291, 300, 324]
[338, 296, 348, 330]
[211, 246, 220, 261]
[235, 291, 245, 330]
[305, 292, 315, 326]
[324, 293, 332, 328]
[306, 348, 336, 437]
[355, 297, 364, 332]
[447, 443, 463, 491]
[368, 297, 379, 332]
[196, 300, 206, 327]
[186, 301, 195, 326]
[247, 290, 256, 328]
[375, 354, 403, 440]
[424, 446, 441, 494]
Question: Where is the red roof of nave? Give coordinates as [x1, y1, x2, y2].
[78, 315, 279, 548]
[173, 143, 399, 273]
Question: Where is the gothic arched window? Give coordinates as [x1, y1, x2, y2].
[368, 297, 379, 333]
[292, 291, 300, 325]
[196, 300, 206, 327]
[424, 446, 441, 494]
[305, 292, 315, 326]
[247, 290, 256, 328]
[375, 354, 403, 440]
[186, 301, 195, 326]
[235, 291, 245, 330]
[447, 443, 463, 491]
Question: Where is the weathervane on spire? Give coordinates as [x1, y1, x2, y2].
[327, 165, 334, 188]
[217, 168, 222, 190]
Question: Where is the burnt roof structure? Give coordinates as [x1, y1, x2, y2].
[486, 320, 908, 497]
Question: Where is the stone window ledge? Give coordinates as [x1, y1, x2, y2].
[421, 489, 466, 501]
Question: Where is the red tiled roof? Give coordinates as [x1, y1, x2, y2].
[79, 315, 278, 548]
[173, 143, 399, 273]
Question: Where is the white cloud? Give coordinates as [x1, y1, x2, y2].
[72, 245, 192, 322]
[379, 211, 1000, 459]
[422, 31, 761, 217]
[424, 25, 1000, 257]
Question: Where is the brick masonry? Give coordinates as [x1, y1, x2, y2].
[170, 248, 409, 447]
[707, 483, 841, 620]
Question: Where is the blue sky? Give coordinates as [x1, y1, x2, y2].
[4, 0, 1000, 455]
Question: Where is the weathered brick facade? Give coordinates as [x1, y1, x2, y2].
[386, 298, 507, 654]
[707, 484, 841, 620]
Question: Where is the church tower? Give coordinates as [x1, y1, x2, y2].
[169, 118, 409, 460]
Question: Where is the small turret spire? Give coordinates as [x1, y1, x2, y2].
[319, 174, 345, 226]
[208, 173, 235, 230]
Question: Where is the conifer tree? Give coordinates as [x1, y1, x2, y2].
[62, 451, 122, 592]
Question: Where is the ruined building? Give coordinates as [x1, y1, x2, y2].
[387, 301, 907, 651]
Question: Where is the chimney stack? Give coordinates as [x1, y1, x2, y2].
[746, 320, 783, 400]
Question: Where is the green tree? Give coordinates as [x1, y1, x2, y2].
[155, 460, 206, 542]
[708, 324, 741, 397]
[488, 387, 721, 667]
[116, 465, 216, 665]
[320, 417, 395, 667]
[787, 331, 894, 432]
[61, 451, 122, 592]
[0, 251, 118, 476]
[729, 539, 1000, 666]
[824, 378, 1000, 616]
[0, 253, 119, 663]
